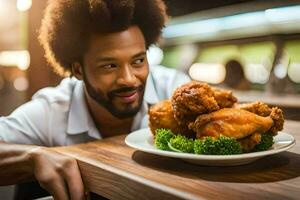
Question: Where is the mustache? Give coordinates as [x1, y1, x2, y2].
[108, 85, 144, 96]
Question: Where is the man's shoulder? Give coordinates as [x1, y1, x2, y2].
[32, 77, 79, 104]
[150, 65, 177, 75]
[150, 65, 190, 86]
[150, 65, 189, 81]
[148, 65, 191, 100]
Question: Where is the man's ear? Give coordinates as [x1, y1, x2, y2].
[71, 62, 83, 80]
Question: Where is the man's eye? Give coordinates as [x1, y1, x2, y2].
[100, 64, 117, 69]
[132, 58, 144, 65]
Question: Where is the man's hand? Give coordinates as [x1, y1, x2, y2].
[29, 147, 85, 200]
[0, 142, 85, 200]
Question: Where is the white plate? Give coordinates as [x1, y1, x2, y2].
[125, 128, 296, 166]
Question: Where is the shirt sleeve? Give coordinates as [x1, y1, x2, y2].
[150, 65, 191, 100]
[166, 70, 191, 98]
[0, 98, 50, 146]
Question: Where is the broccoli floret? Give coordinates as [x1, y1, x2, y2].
[194, 136, 242, 155]
[154, 129, 175, 150]
[168, 135, 194, 153]
[253, 133, 274, 152]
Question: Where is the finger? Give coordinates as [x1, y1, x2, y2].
[40, 175, 69, 200]
[85, 190, 91, 200]
[61, 159, 85, 200]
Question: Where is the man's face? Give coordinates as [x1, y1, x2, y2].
[81, 26, 149, 119]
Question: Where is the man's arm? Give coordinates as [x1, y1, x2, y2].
[0, 141, 85, 200]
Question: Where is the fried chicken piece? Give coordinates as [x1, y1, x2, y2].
[189, 108, 274, 140]
[171, 81, 219, 125]
[171, 81, 238, 126]
[236, 101, 284, 134]
[236, 101, 272, 117]
[269, 107, 284, 134]
[238, 132, 261, 152]
[212, 87, 238, 108]
[148, 100, 195, 138]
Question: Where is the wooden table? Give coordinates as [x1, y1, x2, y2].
[57, 120, 300, 200]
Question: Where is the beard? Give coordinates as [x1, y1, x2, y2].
[82, 72, 145, 119]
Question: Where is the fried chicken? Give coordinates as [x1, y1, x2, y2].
[171, 81, 219, 125]
[149, 81, 284, 153]
[189, 108, 274, 140]
[235, 101, 272, 117]
[236, 101, 284, 134]
[212, 87, 238, 108]
[171, 81, 238, 126]
[269, 107, 284, 134]
[188, 107, 284, 151]
[148, 100, 195, 138]
[238, 132, 261, 152]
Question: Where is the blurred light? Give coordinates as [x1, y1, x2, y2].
[288, 63, 300, 83]
[13, 76, 29, 91]
[178, 44, 198, 69]
[163, 18, 220, 38]
[0, 0, 5, 10]
[147, 45, 164, 65]
[0, 0, 11, 19]
[274, 55, 289, 79]
[274, 63, 287, 79]
[163, 5, 300, 39]
[189, 63, 225, 84]
[244, 63, 269, 84]
[17, 0, 32, 12]
[265, 6, 300, 23]
[222, 12, 266, 30]
[0, 0, 6, 7]
[0, 50, 30, 70]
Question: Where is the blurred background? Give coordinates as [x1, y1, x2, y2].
[0, 0, 300, 117]
[0, 0, 300, 199]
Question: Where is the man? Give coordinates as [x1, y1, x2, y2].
[0, 0, 190, 199]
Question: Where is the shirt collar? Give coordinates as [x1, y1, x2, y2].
[66, 80, 100, 139]
[144, 71, 159, 105]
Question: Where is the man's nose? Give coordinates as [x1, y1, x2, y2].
[116, 64, 137, 86]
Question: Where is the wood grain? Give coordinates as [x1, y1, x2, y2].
[57, 120, 300, 200]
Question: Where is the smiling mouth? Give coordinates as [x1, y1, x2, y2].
[114, 90, 139, 103]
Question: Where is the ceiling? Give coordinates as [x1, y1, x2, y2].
[1, 0, 299, 51]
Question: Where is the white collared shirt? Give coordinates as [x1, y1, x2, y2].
[0, 66, 190, 146]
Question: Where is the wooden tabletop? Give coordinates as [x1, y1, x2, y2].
[57, 120, 300, 200]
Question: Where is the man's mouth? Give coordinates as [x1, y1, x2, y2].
[114, 90, 139, 103]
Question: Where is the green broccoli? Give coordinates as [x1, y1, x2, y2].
[194, 136, 242, 155]
[168, 135, 194, 153]
[253, 133, 274, 152]
[154, 129, 175, 150]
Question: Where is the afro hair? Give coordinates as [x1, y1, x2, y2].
[39, 0, 167, 76]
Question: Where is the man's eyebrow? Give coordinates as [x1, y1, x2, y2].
[132, 51, 146, 58]
[95, 56, 116, 63]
